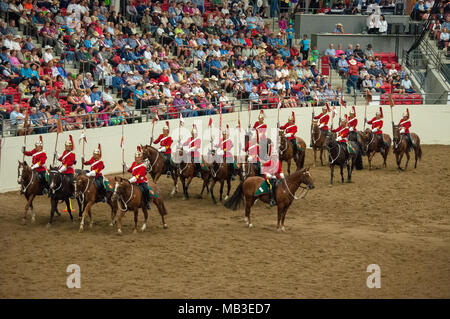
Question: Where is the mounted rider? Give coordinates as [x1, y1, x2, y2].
[153, 121, 173, 177]
[244, 129, 261, 176]
[82, 144, 107, 202]
[55, 135, 76, 198]
[398, 108, 413, 151]
[126, 146, 152, 210]
[183, 124, 202, 177]
[331, 115, 350, 157]
[261, 149, 285, 207]
[254, 110, 269, 160]
[216, 124, 235, 179]
[280, 111, 299, 160]
[367, 107, 386, 151]
[313, 104, 330, 133]
[347, 106, 358, 140]
[23, 135, 49, 194]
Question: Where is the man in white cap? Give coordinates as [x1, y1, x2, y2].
[153, 121, 174, 177]
[23, 136, 49, 194]
[183, 124, 203, 177]
[261, 149, 284, 207]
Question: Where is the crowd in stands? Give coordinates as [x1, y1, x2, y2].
[427, 1, 450, 50]
[0, 0, 348, 136]
[292, 0, 403, 16]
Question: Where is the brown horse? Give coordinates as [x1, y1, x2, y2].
[224, 168, 315, 231]
[360, 129, 392, 169]
[174, 147, 210, 200]
[239, 157, 257, 180]
[141, 144, 178, 196]
[279, 130, 306, 175]
[111, 177, 168, 235]
[17, 161, 51, 224]
[75, 174, 118, 232]
[392, 125, 422, 170]
[207, 150, 234, 204]
[310, 121, 327, 167]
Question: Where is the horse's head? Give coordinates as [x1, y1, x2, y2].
[324, 133, 336, 150]
[392, 125, 400, 139]
[361, 128, 372, 141]
[74, 174, 88, 198]
[112, 176, 129, 201]
[47, 166, 62, 193]
[17, 161, 30, 184]
[299, 167, 315, 190]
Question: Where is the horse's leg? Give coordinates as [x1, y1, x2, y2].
[133, 208, 139, 234]
[414, 147, 418, 169]
[320, 148, 324, 166]
[287, 158, 291, 175]
[116, 210, 126, 235]
[368, 152, 375, 170]
[405, 150, 410, 170]
[245, 197, 255, 228]
[79, 201, 93, 232]
[30, 197, 36, 223]
[347, 161, 352, 182]
[210, 179, 217, 204]
[109, 202, 116, 226]
[65, 198, 74, 222]
[225, 178, 231, 201]
[181, 176, 187, 200]
[397, 152, 404, 171]
[23, 194, 33, 224]
[141, 206, 148, 232]
[185, 176, 193, 199]
[219, 181, 224, 202]
[276, 205, 282, 231]
[313, 148, 317, 167]
[77, 197, 83, 218]
[171, 174, 178, 196]
[48, 198, 57, 227]
[154, 172, 162, 183]
[330, 165, 334, 185]
[281, 207, 288, 232]
[340, 165, 344, 183]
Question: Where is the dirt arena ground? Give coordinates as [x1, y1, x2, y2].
[0, 145, 449, 298]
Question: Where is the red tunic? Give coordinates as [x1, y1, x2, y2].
[216, 137, 233, 160]
[245, 141, 260, 162]
[154, 134, 173, 155]
[253, 121, 267, 138]
[398, 118, 411, 134]
[280, 122, 297, 140]
[24, 149, 47, 172]
[262, 159, 282, 178]
[84, 157, 104, 178]
[332, 125, 349, 143]
[367, 117, 383, 135]
[314, 112, 330, 131]
[127, 161, 147, 184]
[58, 150, 75, 174]
[347, 116, 358, 132]
[183, 136, 201, 158]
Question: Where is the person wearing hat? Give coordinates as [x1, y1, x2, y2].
[125, 146, 153, 210]
[261, 147, 284, 207]
[82, 144, 107, 202]
[331, 115, 350, 156]
[398, 108, 414, 151]
[333, 23, 344, 34]
[280, 111, 300, 160]
[153, 121, 174, 177]
[183, 124, 203, 178]
[55, 135, 76, 198]
[347, 56, 359, 95]
[313, 104, 330, 133]
[215, 124, 236, 180]
[23, 136, 49, 194]
[347, 106, 358, 139]
[367, 107, 386, 151]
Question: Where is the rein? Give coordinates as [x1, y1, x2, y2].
[77, 176, 91, 207]
[146, 148, 160, 172]
[279, 137, 288, 155]
[311, 126, 322, 146]
[211, 161, 222, 178]
[328, 142, 342, 164]
[282, 178, 309, 200]
[50, 170, 63, 193]
[393, 133, 403, 150]
[365, 131, 375, 153]
[118, 183, 134, 212]
[20, 168, 34, 193]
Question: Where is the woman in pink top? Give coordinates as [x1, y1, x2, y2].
[335, 44, 345, 57]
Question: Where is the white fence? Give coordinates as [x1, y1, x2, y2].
[1, 104, 449, 193]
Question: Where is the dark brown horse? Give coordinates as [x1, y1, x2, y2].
[111, 177, 168, 235]
[141, 144, 178, 196]
[225, 168, 315, 231]
[47, 166, 75, 226]
[75, 174, 118, 232]
[207, 150, 233, 204]
[174, 147, 210, 200]
[310, 121, 328, 167]
[239, 157, 257, 180]
[279, 130, 306, 175]
[17, 161, 50, 224]
[392, 126, 422, 170]
[360, 129, 392, 169]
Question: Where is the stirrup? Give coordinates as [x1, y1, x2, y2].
[42, 188, 48, 195]
[166, 171, 171, 177]
[269, 199, 276, 207]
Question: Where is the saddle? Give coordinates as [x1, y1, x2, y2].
[346, 142, 357, 155]
[103, 178, 114, 192]
[254, 179, 279, 197]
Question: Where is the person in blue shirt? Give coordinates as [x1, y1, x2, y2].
[243, 79, 253, 99]
[286, 23, 295, 48]
[280, 46, 291, 59]
[300, 34, 310, 61]
[90, 86, 102, 104]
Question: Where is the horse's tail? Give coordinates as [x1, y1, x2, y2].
[156, 198, 168, 216]
[417, 144, 422, 160]
[355, 151, 363, 170]
[224, 181, 244, 211]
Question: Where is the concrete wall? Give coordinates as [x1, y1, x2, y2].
[1, 105, 450, 192]
[294, 14, 411, 38]
[423, 69, 450, 105]
[312, 33, 416, 56]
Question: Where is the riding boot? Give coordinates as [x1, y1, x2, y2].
[195, 163, 202, 178]
[68, 174, 75, 198]
[165, 158, 171, 177]
[378, 135, 385, 152]
[145, 187, 151, 210]
[228, 163, 235, 180]
[269, 179, 276, 207]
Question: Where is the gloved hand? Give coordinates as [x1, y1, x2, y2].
[349, 127, 354, 132]
[337, 136, 342, 142]
[87, 170, 96, 177]
[59, 165, 67, 173]
[217, 149, 224, 156]
[265, 173, 273, 179]
[158, 147, 165, 152]
[128, 176, 137, 183]
[122, 163, 127, 171]
[280, 173, 285, 179]
[372, 128, 378, 133]
[22, 146, 26, 153]
[31, 163, 39, 170]
[285, 133, 292, 138]
[400, 128, 405, 134]
[248, 155, 254, 162]
[188, 147, 195, 152]
[319, 123, 324, 128]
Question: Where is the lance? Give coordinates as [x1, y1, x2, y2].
[364, 89, 372, 130]
[121, 119, 125, 177]
[22, 110, 29, 162]
[80, 129, 86, 171]
[53, 116, 63, 166]
[389, 94, 395, 137]
[150, 116, 157, 145]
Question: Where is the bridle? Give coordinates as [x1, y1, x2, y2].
[145, 148, 160, 173]
[115, 182, 134, 212]
[18, 165, 34, 194]
[327, 139, 342, 164]
[364, 130, 375, 153]
[49, 170, 63, 193]
[311, 124, 322, 145]
[282, 171, 312, 200]
[279, 136, 288, 155]
[77, 176, 91, 207]
[393, 130, 403, 150]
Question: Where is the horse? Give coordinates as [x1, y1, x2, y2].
[17, 161, 49, 224]
[174, 147, 210, 200]
[360, 128, 392, 169]
[392, 125, 422, 170]
[47, 166, 75, 226]
[279, 130, 306, 175]
[111, 177, 168, 235]
[207, 149, 233, 204]
[224, 168, 315, 231]
[239, 157, 257, 180]
[325, 134, 363, 185]
[141, 144, 178, 195]
[310, 121, 328, 167]
[75, 173, 118, 232]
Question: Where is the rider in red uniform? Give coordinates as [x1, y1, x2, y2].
[56, 135, 76, 198]
[244, 130, 261, 175]
[367, 107, 385, 151]
[398, 108, 413, 150]
[216, 125, 235, 178]
[261, 149, 285, 207]
[126, 146, 152, 209]
[183, 124, 202, 177]
[82, 144, 107, 202]
[314, 104, 330, 131]
[254, 110, 269, 160]
[153, 121, 173, 177]
[332, 116, 350, 156]
[280, 111, 299, 159]
[23, 135, 49, 194]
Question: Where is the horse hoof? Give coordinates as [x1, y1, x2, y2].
[141, 224, 147, 232]
[31, 217, 36, 223]
[89, 223, 93, 229]
[117, 229, 122, 235]
[22, 218, 27, 225]
[133, 229, 137, 234]
[163, 224, 168, 229]
[281, 226, 286, 232]
[46, 223, 52, 228]
[248, 223, 253, 228]
[79, 226, 84, 233]
[328, 184, 333, 187]
[224, 195, 229, 201]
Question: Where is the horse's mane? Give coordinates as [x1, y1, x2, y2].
[286, 168, 309, 184]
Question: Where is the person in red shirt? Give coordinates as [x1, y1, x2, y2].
[244, 130, 261, 176]
[347, 57, 359, 94]
[126, 146, 152, 210]
[313, 104, 330, 131]
[216, 125, 235, 179]
[153, 121, 174, 177]
[82, 144, 107, 202]
[254, 110, 269, 160]
[183, 124, 202, 177]
[56, 135, 76, 198]
[398, 108, 413, 150]
[23, 135, 49, 194]
[280, 111, 299, 159]
[332, 116, 350, 155]
[261, 150, 285, 207]
[367, 107, 385, 151]
[347, 106, 358, 138]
